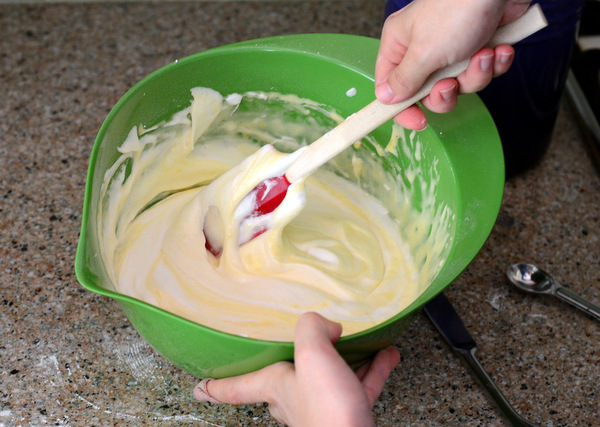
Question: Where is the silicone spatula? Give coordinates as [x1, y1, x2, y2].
[247, 6, 546, 213]
[205, 5, 547, 256]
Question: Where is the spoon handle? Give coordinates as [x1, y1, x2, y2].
[458, 347, 539, 427]
[555, 285, 600, 322]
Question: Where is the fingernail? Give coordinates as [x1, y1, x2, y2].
[480, 54, 494, 72]
[440, 84, 456, 103]
[386, 346, 399, 356]
[194, 378, 221, 404]
[499, 51, 513, 65]
[375, 82, 395, 104]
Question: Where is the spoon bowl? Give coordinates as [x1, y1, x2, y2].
[507, 263, 557, 294]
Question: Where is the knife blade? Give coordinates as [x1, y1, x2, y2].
[423, 292, 538, 427]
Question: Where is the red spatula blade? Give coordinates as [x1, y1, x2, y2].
[251, 175, 291, 216]
[203, 175, 291, 256]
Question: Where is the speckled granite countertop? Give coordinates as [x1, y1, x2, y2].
[1, 1, 599, 426]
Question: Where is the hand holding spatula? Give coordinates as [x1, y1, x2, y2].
[205, 5, 547, 256]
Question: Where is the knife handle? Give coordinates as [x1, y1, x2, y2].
[457, 347, 539, 427]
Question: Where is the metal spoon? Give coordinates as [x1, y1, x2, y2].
[507, 263, 600, 322]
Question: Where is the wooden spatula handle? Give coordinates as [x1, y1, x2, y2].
[286, 4, 547, 183]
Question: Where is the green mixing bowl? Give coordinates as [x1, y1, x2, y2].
[75, 34, 504, 379]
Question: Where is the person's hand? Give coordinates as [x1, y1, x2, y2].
[193, 312, 400, 427]
[375, 0, 531, 130]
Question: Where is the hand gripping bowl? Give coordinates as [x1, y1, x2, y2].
[75, 34, 504, 379]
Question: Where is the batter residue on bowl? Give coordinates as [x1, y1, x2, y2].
[97, 87, 454, 341]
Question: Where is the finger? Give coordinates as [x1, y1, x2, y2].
[354, 359, 373, 382]
[421, 46, 514, 115]
[393, 104, 427, 131]
[454, 47, 495, 95]
[492, 45, 515, 77]
[193, 361, 294, 405]
[193, 378, 222, 404]
[420, 78, 458, 114]
[361, 346, 401, 408]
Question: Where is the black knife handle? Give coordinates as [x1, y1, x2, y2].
[425, 293, 539, 427]
[457, 343, 539, 427]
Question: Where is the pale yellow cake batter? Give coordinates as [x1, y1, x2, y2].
[98, 87, 453, 341]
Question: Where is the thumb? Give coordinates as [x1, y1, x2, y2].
[295, 311, 342, 348]
[376, 47, 439, 105]
[293, 312, 353, 387]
